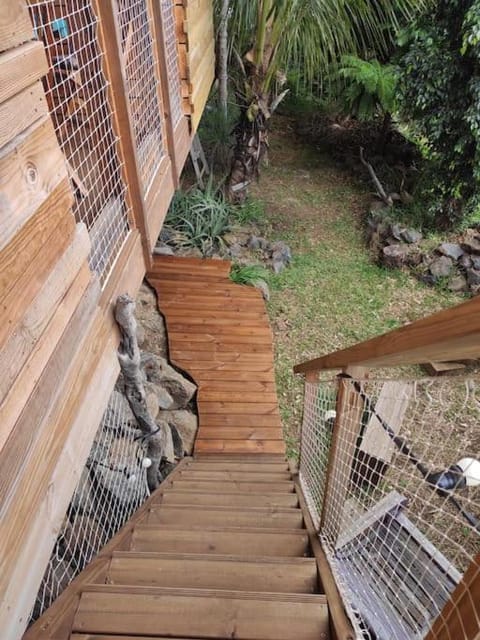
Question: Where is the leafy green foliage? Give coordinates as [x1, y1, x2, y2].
[165, 181, 231, 255]
[231, 198, 266, 225]
[198, 97, 240, 172]
[229, 264, 269, 286]
[339, 56, 397, 120]
[397, 0, 480, 228]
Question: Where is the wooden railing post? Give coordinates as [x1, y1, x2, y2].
[148, 0, 180, 186]
[92, 0, 153, 268]
[320, 365, 367, 540]
[426, 553, 480, 640]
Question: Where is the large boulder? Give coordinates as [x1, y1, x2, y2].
[430, 256, 453, 279]
[438, 243, 464, 261]
[160, 410, 198, 455]
[141, 353, 197, 409]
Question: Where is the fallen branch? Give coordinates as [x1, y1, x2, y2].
[115, 294, 164, 490]
[360, 146, 393, 207]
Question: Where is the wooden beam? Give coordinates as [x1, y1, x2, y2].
[0, 80, 48, 149]
[91, 0, 152, 270]
[426, 554, 480, 640]
[294, 296, 480, 373]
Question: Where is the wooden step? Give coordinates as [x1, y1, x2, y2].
[157, 490, 299, 508]
[131, 525, 309, 556]
[107, 552, 317, 593]
[177, 469, 291, 481]
[187, 461, 289, 472]
[195, 440, 286, 454]
[148, 255, 232, 275]
[197, 427, 285, 440]
[73, 586, 329, 640]
[169, 479, 294, 493]
[145, 505, 304, 529]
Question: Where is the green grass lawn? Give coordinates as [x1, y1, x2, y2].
[250, 117, 463, 456]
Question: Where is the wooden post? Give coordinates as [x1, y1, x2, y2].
[92, 0, 153, 269]
[425, 554, 480, 640]
[148, 0, 180, 186]
[320, 366, 367, 541]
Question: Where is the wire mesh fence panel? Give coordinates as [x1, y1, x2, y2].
[160, 0, 184, 128]
[28, 1, 131, 283]
[115, 0, 165, 196]
[30, 388, 149, 623]
[299, 375, 480, 640]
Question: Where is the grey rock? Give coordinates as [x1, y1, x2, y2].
[153, 244, 175, 256]
[272, 258, 286, 274]
[429, 256, 453, 278]
[228, 242, 243, 257]
[145, 380, 175, 413]
[141, 353, 197, 409]
[159, 228, 173, 243]
[467, 268, 480, 286]
[70, 468, 96, 515]
[461, 229, 480, 254]
[448, 274, 468, 292]
[161, 421, 175, 464]
[93, 465, 142, 507]
[390, 224, 403, 241]
[253, 278, 270, 301]
[459, 254, 473, 269]
[382, 244, 410, 269]
[136, 324, 146, 348]
[471, 256, 480, 270]
[169, 422, 184, 458]
[401, 228, 423, 244]
[438, 243, 464, 261]
[160, 410, 197, 455]
[419, 273, 437, 287]
[63, 514, 104, 563]
[270, 241, 292, 263]
[248, 235, 269, 251]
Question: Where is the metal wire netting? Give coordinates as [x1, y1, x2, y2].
[30, 389, 149, 623]
[116, 0, 165, 195]
[299, 375, 480, 640]
[160, 0, 184, 128]
[28, 1, 131, 283]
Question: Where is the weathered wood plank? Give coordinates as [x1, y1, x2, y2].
[0, 40, 47, 103]
[0, 2, 33, 53]
[0, 117, 70, 251]
[195, 439, 286, 454]
[0, 80, 47, 149]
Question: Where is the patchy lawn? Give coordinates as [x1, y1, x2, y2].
[251, 116, 463, 456]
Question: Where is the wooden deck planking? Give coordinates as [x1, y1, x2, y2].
[147, 256, 284, 454]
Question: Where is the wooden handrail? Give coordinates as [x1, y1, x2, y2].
[294, 296, 480, 373]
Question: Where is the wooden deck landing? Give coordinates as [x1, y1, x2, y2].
[147, 255, 285, 455]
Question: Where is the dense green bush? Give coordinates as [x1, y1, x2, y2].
[397, 0, 480, 228]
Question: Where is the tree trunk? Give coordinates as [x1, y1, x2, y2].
[227, 107, 269, 202]
[218, 0, 229, 117]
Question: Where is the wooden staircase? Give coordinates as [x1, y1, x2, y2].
[27, 456, 331, 640]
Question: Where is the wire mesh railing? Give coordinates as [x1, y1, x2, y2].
[299, 374, 480, 640]
[160, 0, 184, 128]
[115, 0, 165, 196]
[30, 389, 149, 623]
[28, 0, 131, 283]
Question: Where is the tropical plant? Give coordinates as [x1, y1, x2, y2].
[338, 55, 397, 148]
[165, 181, 232, 255]
[222, 0, 427, 201]
[397, 0, 480, 228]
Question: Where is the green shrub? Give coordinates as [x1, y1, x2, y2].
[165, 181, 232, 255]
[397, 0, 480, 229]
[229, 264, 269, 286]
[231, 198, 266, 225]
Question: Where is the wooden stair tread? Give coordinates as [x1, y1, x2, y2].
[107, 552, 317, 593]
[177, 470, 291, 480]
[157, 491, 299, 508]
[186, 461, 289, 470]
[73, 586, 328, 640]
[196, 427, 285, 440]
[145, 505, 303, 529]
[131, 525, 309, 556]
[168, 479, 294, 493]
[195, 440, 286, 453]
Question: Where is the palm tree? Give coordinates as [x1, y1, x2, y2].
[225, 0, 428, 201]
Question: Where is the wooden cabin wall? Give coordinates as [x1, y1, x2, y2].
[175, 0, 215, 132]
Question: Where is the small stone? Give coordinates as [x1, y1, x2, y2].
[438, 243, 464, 261]
[161, 422, 175, 464]
[459, 254, 473, 269]
[448, 275, 468, 292]
[141, 353, 197, 409]
[159, 410, 197, 455]
[228, 243, 243, 257]
[400, 228, 423, 244]
[253, 278, 270, 301]
[248, 235, 269, 251]
[382, 244, 410, 269]
[390, 224, 403, 241]
[467, 268, 480, 286]
[169, 422, 184, 458]
[461, 229, 480, 254]
[429, 256, 453, 278]
[153, 244, 175, 256]
[471, 256, 480, 270]
[272, 258, 286, 274]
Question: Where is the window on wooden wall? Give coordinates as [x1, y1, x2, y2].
[28, 0, 131, 284]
